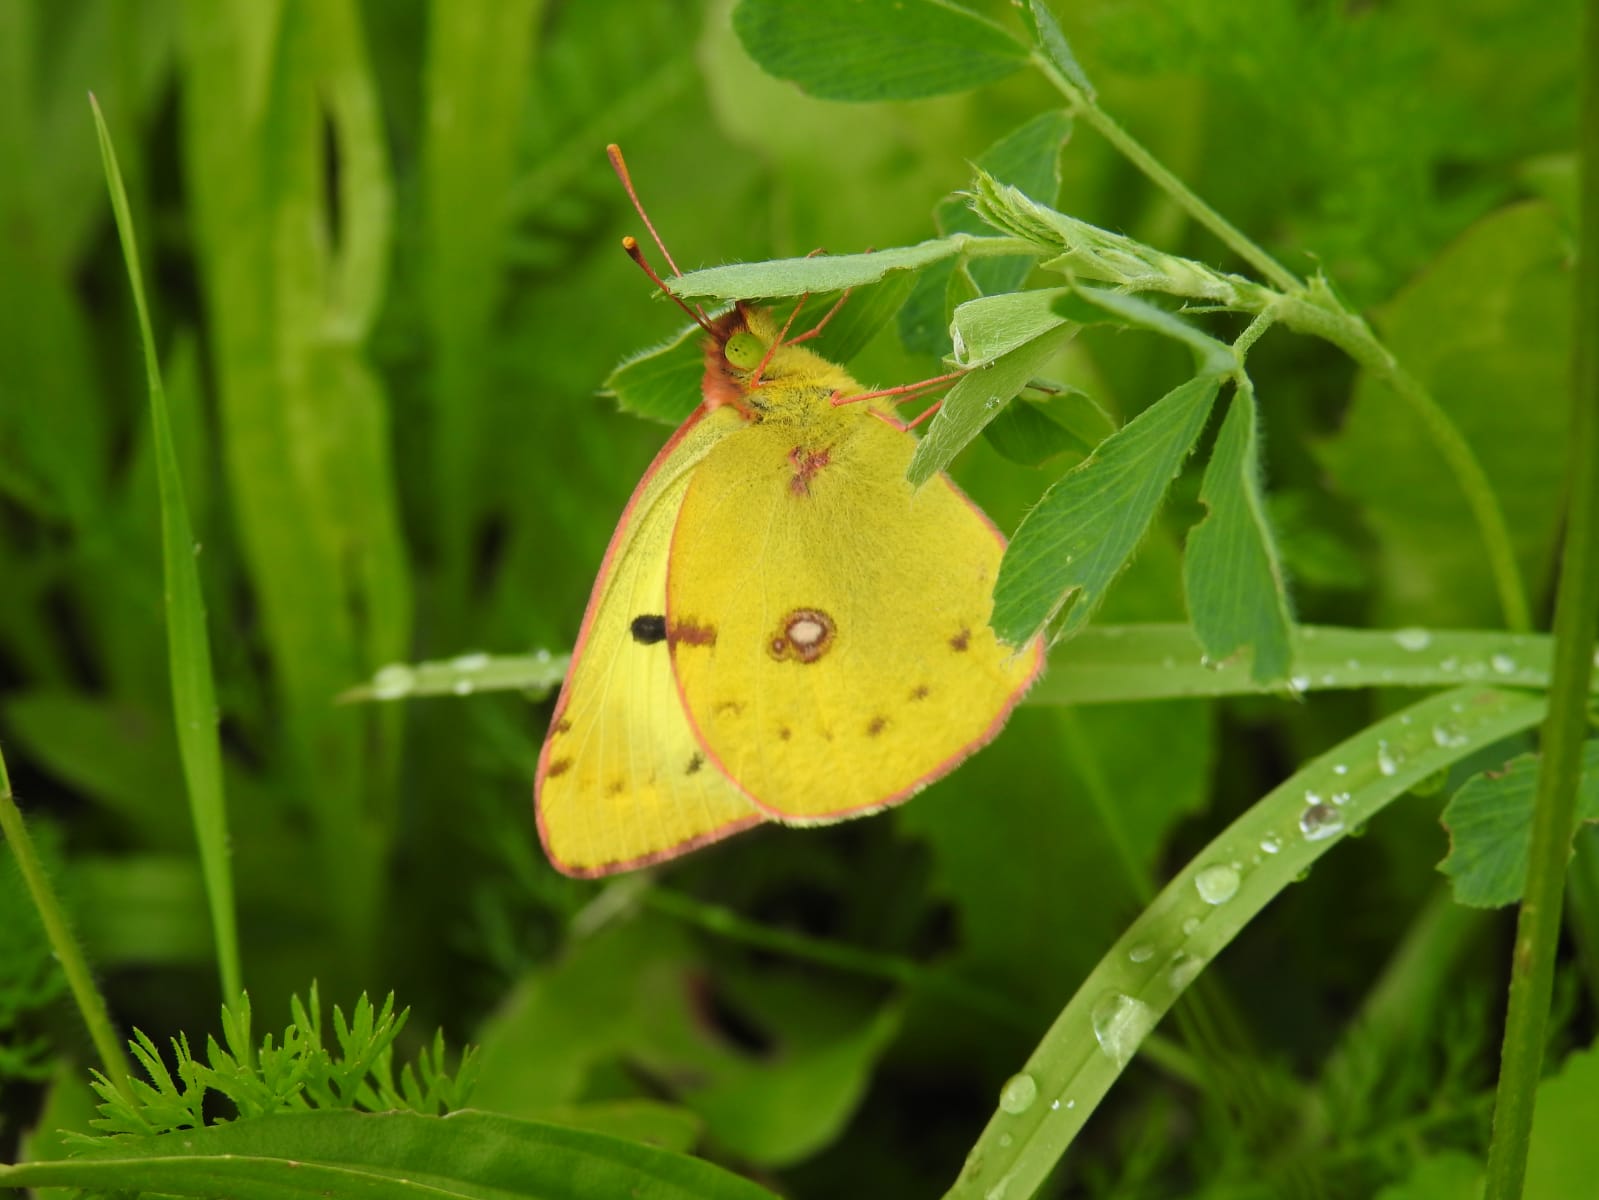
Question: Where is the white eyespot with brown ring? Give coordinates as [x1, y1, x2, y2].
[768, 608, 836, 664]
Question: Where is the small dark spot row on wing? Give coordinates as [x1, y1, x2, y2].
[553, 717, 572, 734]
[685, 752, 705, 776]
[909, 684, 931, 701]
[606, 778, 626, 797]
[778, 726, 792, 741]
[866, 715, 888, 737]
[714, 699, 746, 717]
[630, 614, 667, 644]
[546, 757, 573, 778]
[949, 628, 971, 652]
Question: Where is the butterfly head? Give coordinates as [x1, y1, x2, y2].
[702, 303, 855, 418]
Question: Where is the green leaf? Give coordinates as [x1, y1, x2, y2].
[1525, 1044, 1599, 1200]
[1029, 623, 1589, 706]
[1316, 203, 1572, 627]
[1438, 740, 1599, 908]
[982, 397, 1093, 467]
[607, 320, 714, 426]
[1183, 389, 1295, 683]
[1021, 0, 1095, 96]
[669, 236, 992, 301]
[0, 1109, 779, 1199]
[733, 0, 1029, 102]
[949, 288, 1082, 366]
[907, 325, 1075, 485]
[993, 375, 1221, 646]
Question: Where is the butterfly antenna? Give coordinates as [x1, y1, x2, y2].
[608, 143, 713, 331]
[621, 237, 715, 335]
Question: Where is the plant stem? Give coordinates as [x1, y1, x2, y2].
[1276, 294, 1533, 632]
[0, 747, 135, 1099]
[1038, 58, 1303, 294]
[1482, 0, 1599, 1191]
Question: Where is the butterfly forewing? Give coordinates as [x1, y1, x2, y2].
[665, 410, 1042, 822]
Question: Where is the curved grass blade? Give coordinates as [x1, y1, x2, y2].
[945, 687, 1550, 1200]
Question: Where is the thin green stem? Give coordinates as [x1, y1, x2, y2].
[0, 747, 135, 1099]
[1036, 57, 1302, 294]
[1275, 294, 1533, 633]
[1483, 0, 1599, 1191]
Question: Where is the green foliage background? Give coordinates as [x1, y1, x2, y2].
[0, 1, 1593, 1197]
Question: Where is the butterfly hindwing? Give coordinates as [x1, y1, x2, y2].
[536, 404, 762, 876]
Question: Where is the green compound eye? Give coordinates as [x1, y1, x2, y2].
[724, 331, 765, 370]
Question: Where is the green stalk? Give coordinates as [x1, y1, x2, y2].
[1482, 0, 1599, 1192]
[0, 747, 134, 1099]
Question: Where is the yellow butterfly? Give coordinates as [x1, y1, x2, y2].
[534, 151, 1043, 878]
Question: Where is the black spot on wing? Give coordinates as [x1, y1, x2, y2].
[630, 614, 667, 644]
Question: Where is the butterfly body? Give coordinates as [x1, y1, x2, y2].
[536, 306, 1042, 877]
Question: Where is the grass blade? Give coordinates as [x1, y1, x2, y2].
[90, 94, 240, 1002]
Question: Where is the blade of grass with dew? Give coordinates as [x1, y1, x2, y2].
[946, 686, 1550, 1200]
[91, 95, 239, 1002]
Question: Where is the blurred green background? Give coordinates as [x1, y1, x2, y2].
[0, 0, 1588, 1195]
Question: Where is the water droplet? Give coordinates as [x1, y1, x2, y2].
[1066, 1098, 1076, 1110]
[1345, 658, 1361, 670]
[998, 1072, 1038, 1114]
[371, 664, 416, 700]
[1260, 834, 1282, 854]
[451, 652, 490, 671]
[1376, 740, 1399, 777]
[1462, 660, 1487, 679]
[1490, 653, 1517, 675]
[1195, 864, 1240, 905]
[1166, 951, 1204, 990]
[1288, 675, 1311, 696]
[1330, 791, 1352, 806]
[998, 1133, 1012, 1148]
[1128, 942, 1154, 963]
[1431, 721, 1468, 748]
[984, 396, 1001, 410]
[1091, 992, 1154, 1067]
[1049, 1098, 1060, 1111]
[452, 679, 475, 696]
[192, 541, 204, 556]
[1320, 672, 1337, 686]
[1300, 802, 1345, 841]
[1181, 916, 1201, 936]
[1440, 656, 1460, 672]
[535, 648, 552, 663]
[985, 1178, 1010, 1200]
[1394, 627, 1432, 651]
[1333, 762, 1349, 776]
